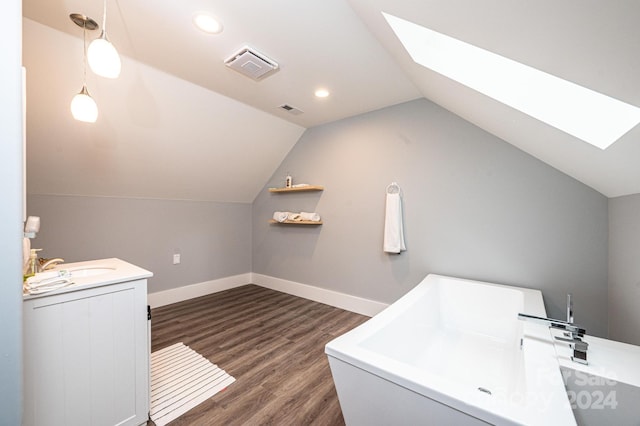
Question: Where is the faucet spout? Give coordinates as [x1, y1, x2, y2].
[517, 313, 585, 336]
[39, 257, 65, 272]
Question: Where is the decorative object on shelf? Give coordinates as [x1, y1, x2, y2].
[69, 14, 99, 123]
[286, 173, 292, 188]
[383, 182, 406, 253]
[88, 0, 121, 79]
[268, 185, 324, 193]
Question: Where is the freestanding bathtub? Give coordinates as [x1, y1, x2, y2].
[325, 274, 576, 425]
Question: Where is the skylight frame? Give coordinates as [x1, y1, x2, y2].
[383, 12, 640, 150]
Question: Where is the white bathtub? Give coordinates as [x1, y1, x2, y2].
[325, 274, 576, 425]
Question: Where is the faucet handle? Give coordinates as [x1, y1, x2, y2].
[554, 334, 589, 365]
[566, 293, 573, 324]
[554, 335, 588, 347]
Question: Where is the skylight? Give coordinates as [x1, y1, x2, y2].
[383, 12, 640, 150]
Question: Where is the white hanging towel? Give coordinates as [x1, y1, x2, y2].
[383, 192, 406, 253]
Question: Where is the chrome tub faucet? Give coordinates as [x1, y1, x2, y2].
[518, 294, 588, 365]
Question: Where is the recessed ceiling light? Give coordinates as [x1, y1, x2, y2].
[383, 12, 640, 150]
[193, 13, 223, 34]
[315, 89, 330, 98]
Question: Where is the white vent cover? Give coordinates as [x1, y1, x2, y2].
[224, 46, 279, 81]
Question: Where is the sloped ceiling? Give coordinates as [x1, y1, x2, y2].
[21, 0, 420, 202]
[23, 19, 306, 203]
[347, 0, 640, 198]
[22, 0, 640, 200]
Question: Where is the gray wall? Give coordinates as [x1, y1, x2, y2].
[252, 98, 609, 336]
[0, 0, 23, 423]
[608, 194, 640, 345]
[28, 195, 252, 294]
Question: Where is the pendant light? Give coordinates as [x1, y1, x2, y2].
[70, 14, 99, 123]
[88, 0, 121, 79]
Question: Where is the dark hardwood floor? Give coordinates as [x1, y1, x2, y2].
[149, 284, 368, 425]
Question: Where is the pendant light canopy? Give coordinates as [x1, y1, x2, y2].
[69, 14, 99, 123]
[88, 0, 121, 78]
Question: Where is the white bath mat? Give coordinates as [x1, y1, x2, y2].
[150, 342, 235, 426]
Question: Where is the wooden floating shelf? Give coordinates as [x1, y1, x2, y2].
[269, 219, 323, 225]
[268, 185, 324, 193]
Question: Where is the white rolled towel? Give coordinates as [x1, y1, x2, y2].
[273, 211, 290, 222]
[299, 212, 321, 222]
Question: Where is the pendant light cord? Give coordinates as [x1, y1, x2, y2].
[102, 0, 108, 35]
[82, 20, 87, 86]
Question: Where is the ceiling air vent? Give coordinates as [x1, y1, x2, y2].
[224, 46, 279, 81]
[279, 104, 304, 115]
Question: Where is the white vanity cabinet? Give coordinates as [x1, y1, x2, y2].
[23, 259, 152, 426]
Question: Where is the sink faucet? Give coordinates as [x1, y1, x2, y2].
[518, 294, 588, 365]
[39, 257, 65, 272]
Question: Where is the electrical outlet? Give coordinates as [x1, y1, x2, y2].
[173, 253, 181, 265]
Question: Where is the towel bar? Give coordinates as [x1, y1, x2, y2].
[386, 182, 401, 194]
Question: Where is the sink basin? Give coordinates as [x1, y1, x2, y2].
[69, 266, 116, 277]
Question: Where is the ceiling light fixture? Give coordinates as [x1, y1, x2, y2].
[315, 89, 330, 98]
[383, 12, 640, 150]
[88, 0, 121, 78]
[193, 12, 223, 34]
[69, 14, 99, 123]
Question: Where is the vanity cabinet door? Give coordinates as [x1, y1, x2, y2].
[23, 280, 149, 426]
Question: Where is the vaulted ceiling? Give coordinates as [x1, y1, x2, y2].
[22, 0, 640, 201]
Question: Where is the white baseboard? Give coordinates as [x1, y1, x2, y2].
[251, 273, 388, 317]
[147, 273, 250, 308]
[148, 272, 388, 317]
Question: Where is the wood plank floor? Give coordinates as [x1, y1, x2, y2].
[149, 284, 368, 426]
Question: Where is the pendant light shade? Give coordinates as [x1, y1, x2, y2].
[88, 0, 121, 78]
[88, 33, 121, 78]
[71, 85, 99, 123]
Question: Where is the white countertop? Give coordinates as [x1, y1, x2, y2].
[23, 258, 153, 300]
